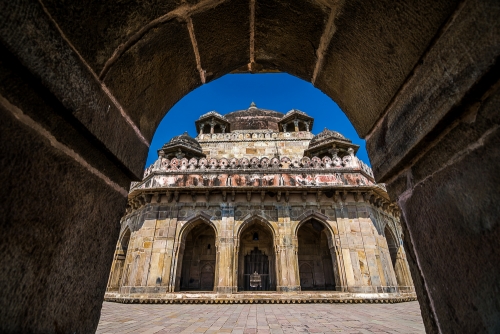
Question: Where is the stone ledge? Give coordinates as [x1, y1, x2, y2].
[104, 292, 417, 304]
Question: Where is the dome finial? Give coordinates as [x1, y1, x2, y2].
[249, 101, 256, 108]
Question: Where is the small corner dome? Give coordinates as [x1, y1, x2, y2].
[308, 128, 349, 148]
[167, 132, 202, 149]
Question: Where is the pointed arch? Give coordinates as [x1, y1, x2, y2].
[236, 214, 277, 240]
[236, 214, 277, 291]
[295, 212, 341, 291]
[107, 226, 132, 291]
[178, 212, 218, 242]
[174, 213, 217, 292]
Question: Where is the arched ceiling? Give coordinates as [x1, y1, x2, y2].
[41, 0, 459, 141]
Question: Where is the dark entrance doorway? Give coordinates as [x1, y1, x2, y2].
[297, 219, 336, 290]
[178, 222, 216, 291]
[243, 247, 270, 291]
[238, 220, 276, 291]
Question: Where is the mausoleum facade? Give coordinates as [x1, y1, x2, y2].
[106, 104, 415, 303]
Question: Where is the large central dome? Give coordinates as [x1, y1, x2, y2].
[224, 102, 284, 131]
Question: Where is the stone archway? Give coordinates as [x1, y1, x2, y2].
[384, 225, 414, 292]
[174, 219, 217, 292]
[0, 0, 498, 332]
[107, 228, 131, 291]
[237, 219, 276, 291]
[296, 218, 338, 291]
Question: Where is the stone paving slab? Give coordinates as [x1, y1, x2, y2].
[97, 301, 425, 333]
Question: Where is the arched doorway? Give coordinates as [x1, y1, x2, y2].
[384, 225, 413, 290]
[177, 222, 216, 291]
[384, 225, 399, 268]
[107, 228, 131, 290]
[238, 219, 276, 291]
[297, 219, 336, 291]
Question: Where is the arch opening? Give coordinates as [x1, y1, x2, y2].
[176, 221, 217, 292]
[297, 219, 336, 291]
[237, 219, 276, 291]
[107, 228, 131, 291]
[384, 225, 399, 267]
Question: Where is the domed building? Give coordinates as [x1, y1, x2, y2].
[106, 103, 415, 304]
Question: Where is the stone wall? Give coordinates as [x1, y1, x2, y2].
[197, 130, 313, 159]
[108, 195, 412, 296]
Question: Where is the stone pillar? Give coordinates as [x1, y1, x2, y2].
[275, 242, 300, 292]
[293, 119, 299, 132]
[394, 245, 414, 291]
[215, 205, 235, 293]
[276, 207, 300, 292]
[215, 237, 234, 293]
[209, 119, 215, 134]
[304, 121, 310, 132]
[199, 122, 205, 134]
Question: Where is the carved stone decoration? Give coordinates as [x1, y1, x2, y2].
[333, 191, 339, 203]
[174, 191, 179, 203]
[342, 155, 352, 168]
[229, 158, 239, 169]
[340, 191, 347, 202]
[231, 191, 236, 202]
[188, 158, 198, 170]
[180, 158, 189, 170]
[285, 191, 289, 202]
[170, 158, 179, 171]
[143, 194, 152, 204]
[276, 191, 282, 202]
[363, 192, 371, 202]
[311, 156, 322, 168]
[209, 158, 218, 169]
[161, 158, 169, 170]
[250, 157, 260, 168]
[222, 191, 227, 202]
[166, 191, 173, 203]
[199, 158, 208, 169]
[241, 158, 250, 169]
[322, 156, 332, 168]
[302, 191, 307, 202]
[261, 191, 266, 202]
[270, 157, 280, 169]
[280, 157, 291, 169]
[301, 156, 311, 168]
[191, 192, 197, 203]
[316, 191, 323, 203]
[291, 158, 301, 168]
[246, 191, 252, 202]
[156, 193, 163, 203]
[260, 157, 269, 169]
[219, 158, 228, 169]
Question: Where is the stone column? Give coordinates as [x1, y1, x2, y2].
[215, 205, 235, 293]
[293, 119, 299, 132]
[276, 207, 300, 292]
[209, 119, 215, 134]
[199, 122, 205, 134]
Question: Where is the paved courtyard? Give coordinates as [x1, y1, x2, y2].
[97, 301, 425, 333]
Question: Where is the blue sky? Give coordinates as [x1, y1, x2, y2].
[147, 73, 370, 167]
